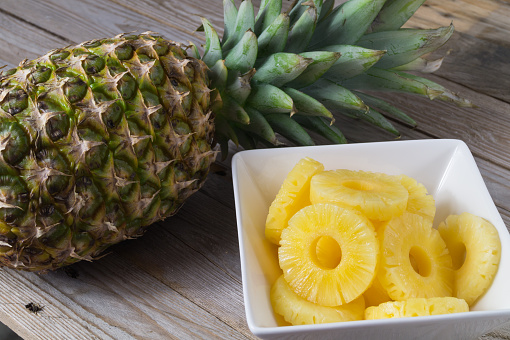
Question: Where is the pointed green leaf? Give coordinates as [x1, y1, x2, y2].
[252, 53, 312, 87]
[257, 13, 290, 58]
[187, 41, 201, 59]
[246, 84, 294, 113]
[222, 0, 255, 52]
[321, 45, 386, 81]
[303, 78, 369, 115]
[318, 0, 335, 22]
[283, 87, 333, 120]
[224, 30, 258, 73]
[289, 0, 324, 24]
[243, 106, 278, 144]
[362, 108, 400, 136]
[225, 69, 255, 105]
[233, 126, 257, 149]
[254, 0, 282, 35]
[201, 18, 223, 68]
[398, 71, 474, 107]
[293, 115, 346, 144]
[309, 0, 386, 49]
[354, 91, 417, 126]
[391, 57, 444, 73]
[222, 0, 238, 43]
[286, 51, 341, 88]
[222, 95, 251, 124]
[285, 5, 317, 53]
[357, 25, 454, 69]
[215, 113, 239, 147]
[265, 113, 315, 146]
[371, 0, 427, 32]
[208, 59, 228, 92]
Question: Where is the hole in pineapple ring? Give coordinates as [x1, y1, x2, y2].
[311, 236, 342, 270]
[450, 242, 467, 270]
[342, 180, 377, 191]
[409, 246, 432, 277]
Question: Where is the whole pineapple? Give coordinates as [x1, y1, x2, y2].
[0, 0, 470, 271]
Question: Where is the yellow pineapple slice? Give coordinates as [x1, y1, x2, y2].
[363, 277, 392, 308]
[438, 212, 501, 306]
[378, 212, 453, 301]
[399, 175, 436, 222]
[365, 297, 469, 319]
[270, 275, 365, 325]
[310, 169, 408, 221]
[265, 157, 324, 245]
[279, 203, 378, 306]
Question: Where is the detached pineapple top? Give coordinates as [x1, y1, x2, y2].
[0, 0, 471, 272]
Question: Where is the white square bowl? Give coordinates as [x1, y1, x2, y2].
[231, 139, 510, 340]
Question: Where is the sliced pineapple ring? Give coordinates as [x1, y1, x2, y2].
[378, 212, 453, 301]
[438, 212, 501, 306]
[279, 203, 378, 306]
[265, 157, 324, 245]
[271, 275, 365, 325]
[310, 169, 408, 221]
[399, 175, 436, 222]
[363, 277, 392, 308]
[365, 297, 469, 319]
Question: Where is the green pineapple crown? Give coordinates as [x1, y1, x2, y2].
[190, 0, 472, 153]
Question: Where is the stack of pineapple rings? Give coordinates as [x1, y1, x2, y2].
[265, 157, 501, 325]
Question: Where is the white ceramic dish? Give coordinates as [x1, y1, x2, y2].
[232, 139, 510, 340]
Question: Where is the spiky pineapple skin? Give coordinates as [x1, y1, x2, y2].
[0, 33, 216, 271]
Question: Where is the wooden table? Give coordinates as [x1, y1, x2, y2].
[0, 0, 509, 339]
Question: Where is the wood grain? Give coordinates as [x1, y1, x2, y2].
[0, 0, 508, 339]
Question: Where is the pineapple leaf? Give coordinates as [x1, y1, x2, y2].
[232, 126, 257, 149]
[286, 51, 341, 88]
[303, 79, 369, 115]
[246, 83, 294, 113]
[289, 0, 324, 23]
[222, 95, 251, 124]
[222, 0, 238, 43]
[257, 13, 290, 58]
[254, 0, 282, 35]
[224, 30, 258, 73]
[285, 5, 317, 53]
[253, 53, 313, 87]
[200, 18, 222, 68]
[357, 25, 454, 69]
[265, 113, 315, 146]
[362, 108, 400, 136]
[292, 115, 347, 144]
[208, 59, 228, 92]
[309, 0, 386, 49]
[222, 0, 255, 53]
[391, 56, 444, 73]
[318, 0, 335, 22]
[321, 45, 386, 81]
[371, 0, 427, 32]
[354, 91, 417, 126]
[243, 106, 279, 144]
[225, 69, 255, 105]
[283, 87, 334, 120]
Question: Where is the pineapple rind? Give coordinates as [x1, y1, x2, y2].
[378, 212, 453, 301]
[365, 297, 469, 319]
[271, 275, 365, 325]
[0, 33, 217, 271]
[438, 212, 501, 306]
[265, 157, 324, 245]
[279, 203, 378, 306]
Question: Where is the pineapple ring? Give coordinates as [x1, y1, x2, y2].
[265, 157, 324, 245]
[399, 175, 436, 222]
[378, 212, 454, 301]
[365, 297, 469, 319]
[310, 169, 409, 221]
[279, 203, 378, 306]
[271, 275, 365, 325]
[438, 212, 501, 306]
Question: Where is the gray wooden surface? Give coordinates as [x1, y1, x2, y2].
[0, 0, 509, 339]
